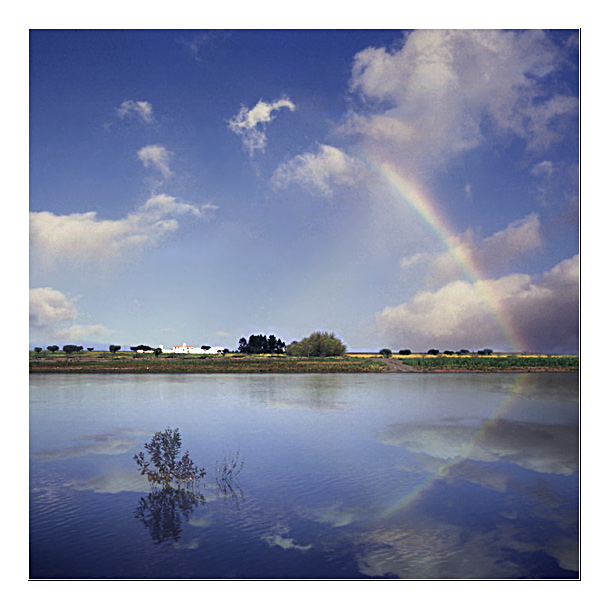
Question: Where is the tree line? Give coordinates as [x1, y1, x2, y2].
[237, 334, 286, 354]
[379, 348, 494, 356]
[34, 330, 350, 359]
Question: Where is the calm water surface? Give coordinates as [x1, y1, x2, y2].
[29, 373, 579, 579]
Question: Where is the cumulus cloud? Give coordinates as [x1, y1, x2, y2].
[29, 286, 78, 328]
[117, 100, 155, 123]
[30, 194, 217, 271]
[228, 97, 295, 155]
[344, 30, 578, 173]
[402, 213, 544, 285]
[29, 287, 114, 341]
[272, 144, 368, 196]
[377, 254, 579, 353]
[137, 144, 173, 178]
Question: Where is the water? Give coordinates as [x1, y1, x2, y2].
[29, 373, 579, 579]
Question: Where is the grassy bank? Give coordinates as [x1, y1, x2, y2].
[29, 351, 578, 373]
[28, 353, 386, 374]
[406, 355, 579, 372]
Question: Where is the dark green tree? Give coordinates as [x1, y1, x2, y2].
[379, 348, 392, 357]
[47, 345, 59, 353]
[109, 345, 121, 355]
[286, 331, 346, 358]
[237, 334, 286, 354]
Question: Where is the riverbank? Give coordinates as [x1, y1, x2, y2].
[29, 353, 578, 374]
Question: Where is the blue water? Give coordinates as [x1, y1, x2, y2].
[29, 373, 579, 579]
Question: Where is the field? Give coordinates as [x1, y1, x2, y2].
[29, 351, 578, 374]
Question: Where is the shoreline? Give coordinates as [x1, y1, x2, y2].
[29, 354, 579, 375]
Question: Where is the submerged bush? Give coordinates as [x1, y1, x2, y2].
[134, 427, 206, 490]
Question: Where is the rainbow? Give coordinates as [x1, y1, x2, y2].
[378, 373, 529, 520]
[376, 161, 527, 353]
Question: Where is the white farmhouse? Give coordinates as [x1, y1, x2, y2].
[159, 343, 227, 355]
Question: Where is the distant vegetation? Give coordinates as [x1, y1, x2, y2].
[286, 331, 346, 358]
[30, 333, 578, 374]
[62, 344, 83, 355]
[410, 355, 578, 371]
[237, 334, 286, 354]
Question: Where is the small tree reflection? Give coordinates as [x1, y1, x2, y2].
[134, 487, 206, 545]
[216, 477, 245, 509]
[215, 450, 245, 509]
[133, 431, 246, 541]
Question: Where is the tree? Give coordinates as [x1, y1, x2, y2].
[201, 345, 211, 351]
[47, 345, 59, 353]
[131, 344, 153, 352]
[34, 347, 43, 357]
[237, 334, 286, 354]
[427, 349, 439, 355]
[109, 345, 121, 355]
[286, 331, 346, 358]
[379, 348, 392, 357]
[398, 349, 411, 355]
[62, 344, 79, 355]
[154, 347, 163, 357]
[87, 347, 94, 351]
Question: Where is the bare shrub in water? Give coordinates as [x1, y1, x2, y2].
[216, 450, 244, 483]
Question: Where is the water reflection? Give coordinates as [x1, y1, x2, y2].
[30, 373, 579, 579]
[134, 488, 206, 545]
[383, 418, 578, 475]
[215, 478, 245, 509]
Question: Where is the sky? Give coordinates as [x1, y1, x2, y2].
[28, 29, 580, 354]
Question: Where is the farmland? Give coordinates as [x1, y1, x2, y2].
[29, 350, 578, 374]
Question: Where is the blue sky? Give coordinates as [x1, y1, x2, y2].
[29, 29, 579, 353]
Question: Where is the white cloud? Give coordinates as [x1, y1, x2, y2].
[399, 214, 543, 287]
[30, 287, 79, 328]
[531, 160, 554, 178]
[117, 100, 155, 123]
[272, 144, 367, 196]
[228, 97, 295, 155]
[377, 254, 579, 353]
[30, 195, 217, 271]
[137, 144, 173, 179]
[344, 30, 578, 173]
[29, 287, 113, 342]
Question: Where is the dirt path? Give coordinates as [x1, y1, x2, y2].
[379, 358, 418, 373]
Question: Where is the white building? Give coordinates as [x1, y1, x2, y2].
[159, 343, 226, 355]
